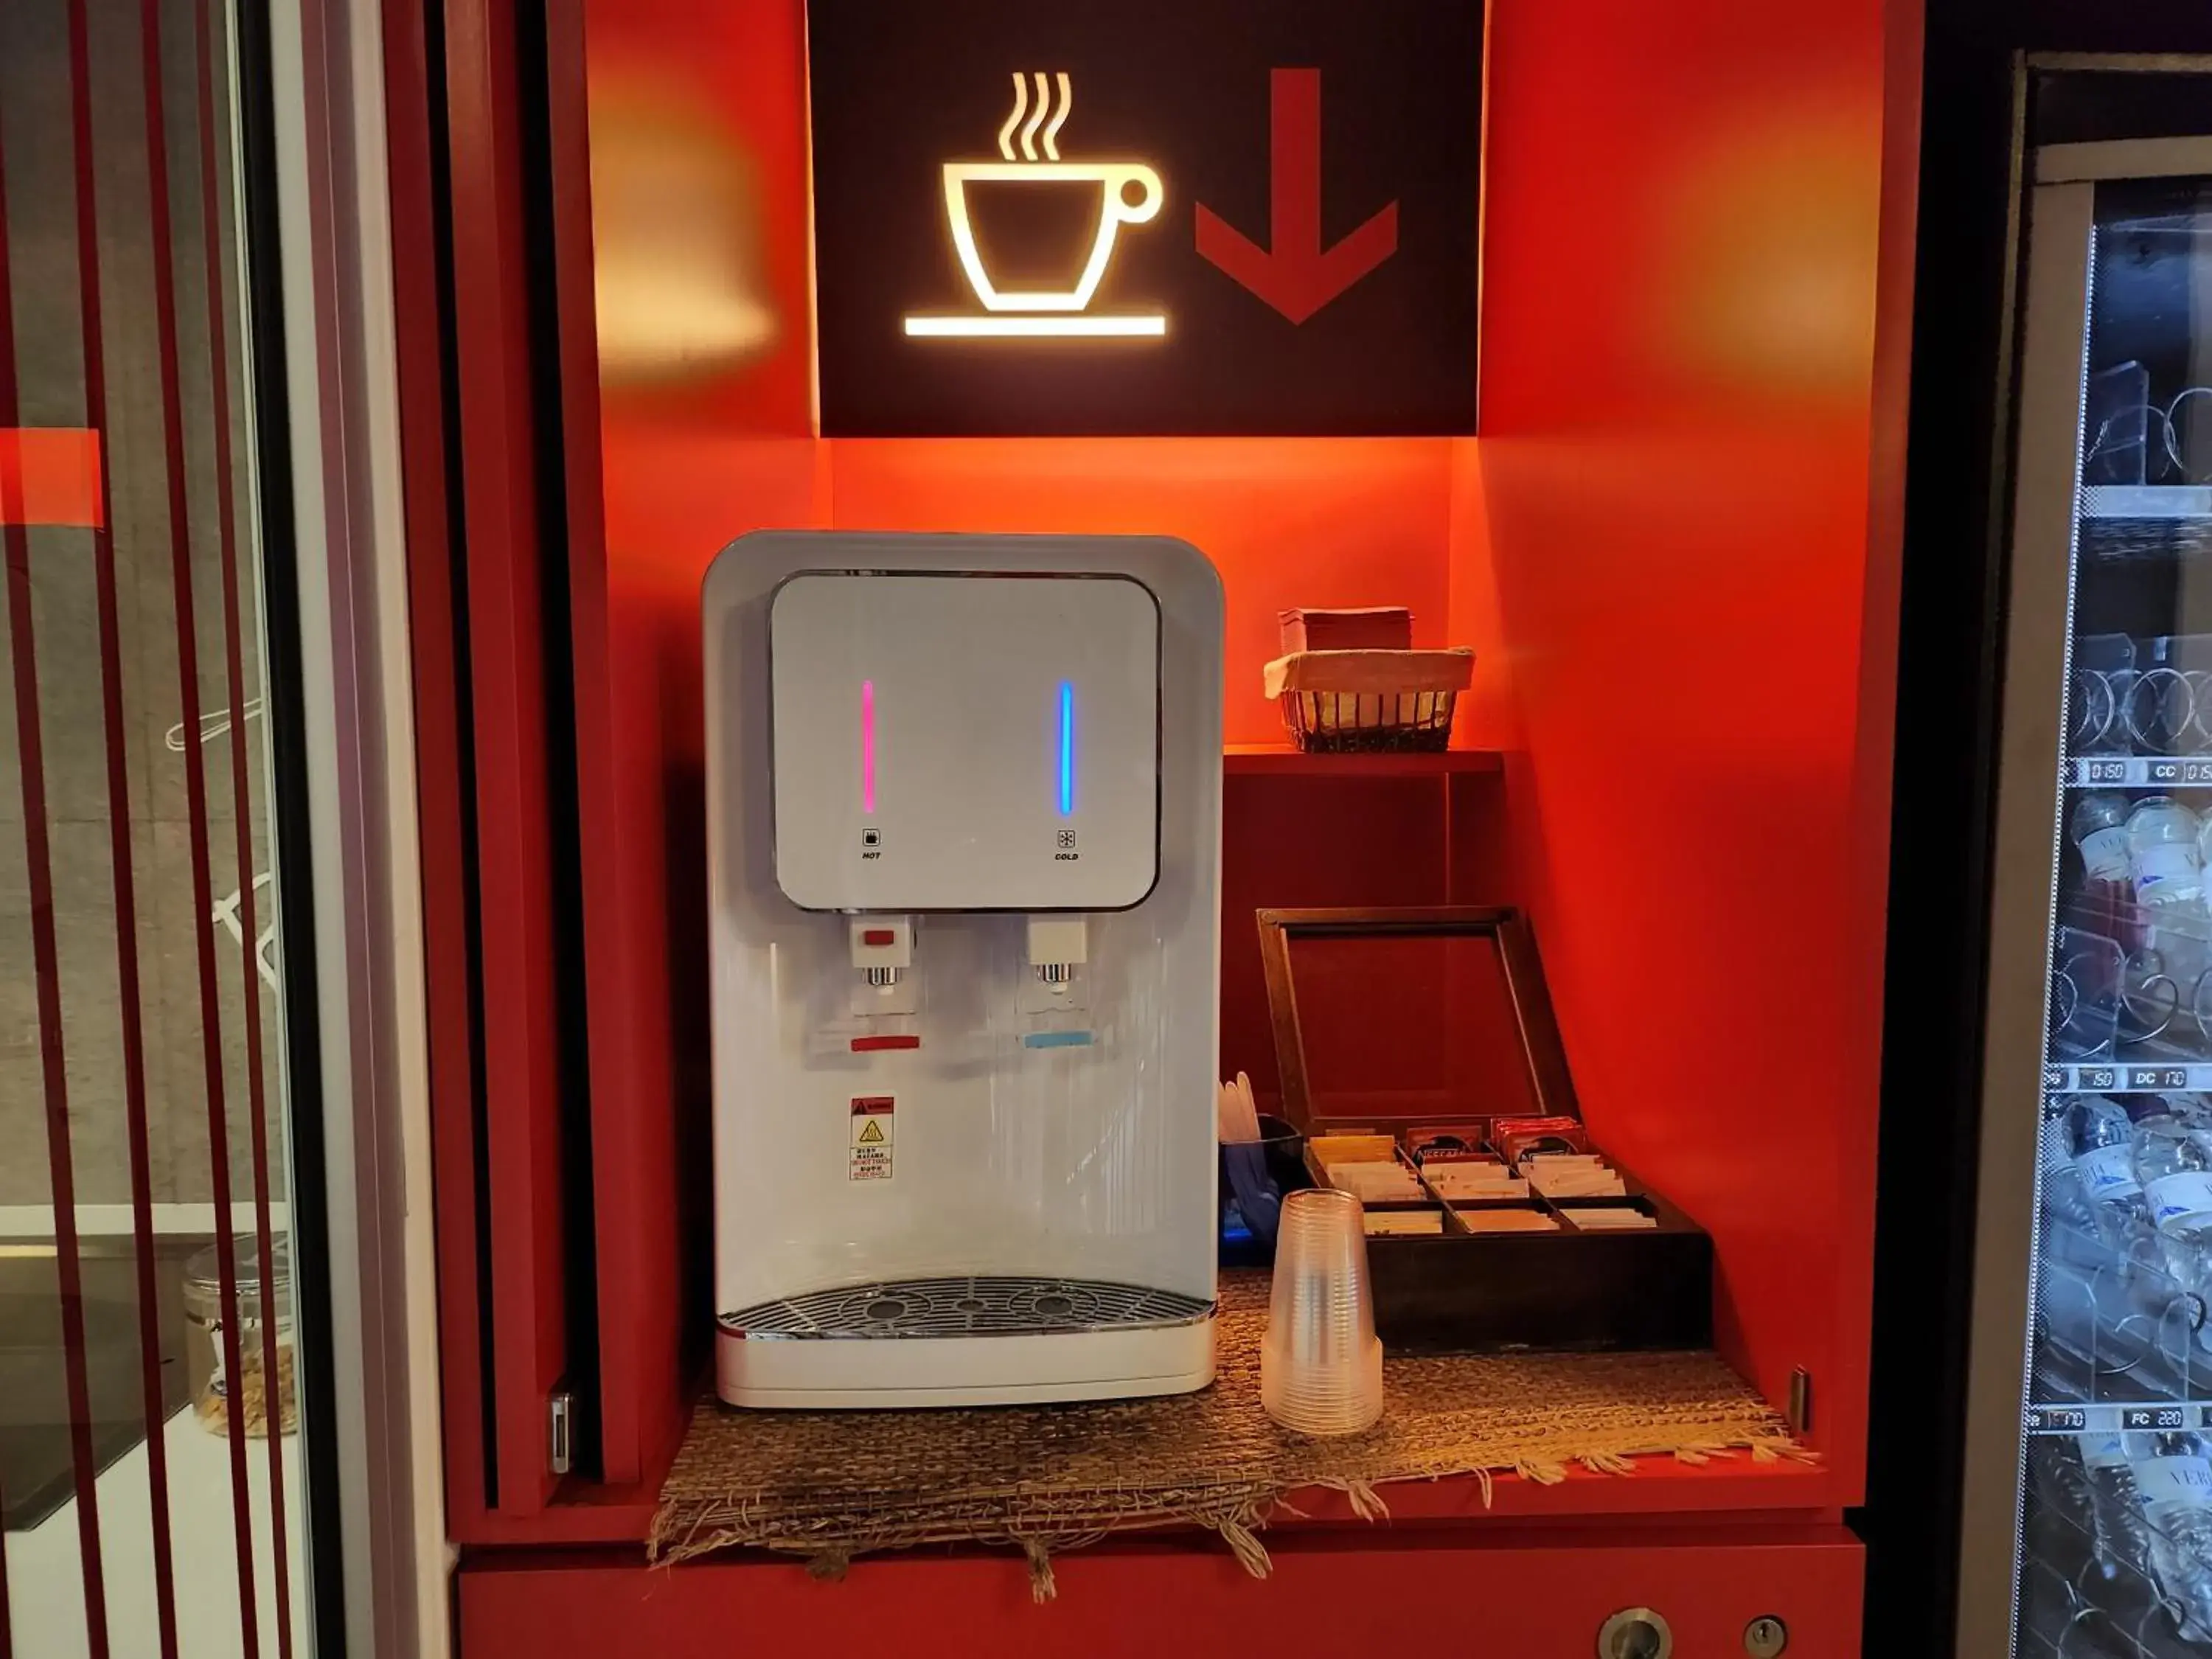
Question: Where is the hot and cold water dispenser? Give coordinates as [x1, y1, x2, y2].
[704, 532, 1225, 1407]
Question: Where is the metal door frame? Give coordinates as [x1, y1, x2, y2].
[262, 0, 445, 1652]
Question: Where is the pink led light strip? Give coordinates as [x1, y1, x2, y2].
[861, 679, 877, 815]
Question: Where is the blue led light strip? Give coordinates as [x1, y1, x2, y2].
[1058, 681, 1074, 816]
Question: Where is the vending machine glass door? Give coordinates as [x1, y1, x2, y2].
[1968, 134, 2212, 1659]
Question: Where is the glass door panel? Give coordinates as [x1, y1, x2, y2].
[2022, 173, 2212, 1659]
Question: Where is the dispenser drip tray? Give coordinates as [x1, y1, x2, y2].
[724, 1276, 1214, 1340]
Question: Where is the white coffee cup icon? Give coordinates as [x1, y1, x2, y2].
[905, 73, 1167, 338]
[942, 160, 1164, 313]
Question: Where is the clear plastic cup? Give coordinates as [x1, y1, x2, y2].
[1260, 1188, 1384, 1434]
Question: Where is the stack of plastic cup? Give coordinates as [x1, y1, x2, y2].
[1260, 1188, 1384, 1434]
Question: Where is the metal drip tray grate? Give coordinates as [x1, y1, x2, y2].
[722, 1276, 1214, 1340]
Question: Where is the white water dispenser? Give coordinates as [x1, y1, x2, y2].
[703, 531, 1223, 1407]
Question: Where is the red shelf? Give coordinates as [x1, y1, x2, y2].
[1224, 744, 1505, 777]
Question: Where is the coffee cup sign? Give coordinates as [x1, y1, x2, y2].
[807, 0, 1484, 436]
[904, 73, 1167, 338]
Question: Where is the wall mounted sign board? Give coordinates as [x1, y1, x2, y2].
[807, 0, 1484, 437]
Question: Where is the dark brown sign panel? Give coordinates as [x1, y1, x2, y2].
[807, 0, 1484, 437]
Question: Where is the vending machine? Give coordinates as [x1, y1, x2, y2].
[1957, 66, 2212, 1659]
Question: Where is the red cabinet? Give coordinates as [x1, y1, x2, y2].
[459, 1528, 1864, 1658]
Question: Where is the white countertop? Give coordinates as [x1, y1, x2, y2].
[7, 1407, 311, 1658]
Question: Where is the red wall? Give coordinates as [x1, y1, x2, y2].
[556, 0, 1916, 1515]
[829, 439, 1458, 747]
[1473, 0, 1919, 1486]
[569, 0, 1515, 1498]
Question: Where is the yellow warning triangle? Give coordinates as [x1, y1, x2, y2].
[857, 1120, 886, 1144]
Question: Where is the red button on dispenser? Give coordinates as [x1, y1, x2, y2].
[862, 928, 896, 946]
[850, 1034, 921, 1053]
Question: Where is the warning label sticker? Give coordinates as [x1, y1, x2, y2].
[849, 1096, 894, 1182]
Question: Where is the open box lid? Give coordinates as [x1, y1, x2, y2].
[1255, 906, 1579, 1134]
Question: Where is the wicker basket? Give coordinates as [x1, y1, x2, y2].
[1263, 648, 1475, 754]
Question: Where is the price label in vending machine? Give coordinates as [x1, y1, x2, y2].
[2085, 760, 2132, 784]
[2081, 1068, 2119, 1092]
[2124, 1407, 2188, 1430]
[2128, 1068, 2195, 1091]
[2031, 1407, 2089, 1432]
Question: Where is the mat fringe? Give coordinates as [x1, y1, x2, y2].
[650, 1276, 1812, 1597]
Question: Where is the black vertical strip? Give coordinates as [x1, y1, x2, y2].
[1860, 30, 2024, 1654]
[417, 0, 501, 1507]
[191, 0, 293, 1639]
[229, 0, 345, 1650]
[510, 0, 601, 1482]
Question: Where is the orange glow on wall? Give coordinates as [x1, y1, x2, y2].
[825, 438, 1460, 747]
[0, 428, 102, 528]
[585, 0, 815, 435]
[1475, 0, 1913, 1494]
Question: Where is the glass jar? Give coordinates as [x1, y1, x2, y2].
[181, 1236, 295, 1438]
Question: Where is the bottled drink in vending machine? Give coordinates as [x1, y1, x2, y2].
[2069, 1097, 2152, 1255]
[2128, 1431, 2212, 1638]
[2127, 796, 2206, 912]
[2073, 790, 2134, 883]
[2078, 1430, 2155, 1582]
[2136, 1113, 2212, 1237]
[2044, 1106, 2098, 1237]
[2032, 1436, 2107, 1568]
[2135, 1113, 2212, 1349]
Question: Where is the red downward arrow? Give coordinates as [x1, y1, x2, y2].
[1195, 68, 1399, 324]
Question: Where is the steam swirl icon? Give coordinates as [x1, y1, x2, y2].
[904, 73, 1166, 338]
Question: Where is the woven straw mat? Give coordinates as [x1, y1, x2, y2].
[652, 1273, 1805, 1593]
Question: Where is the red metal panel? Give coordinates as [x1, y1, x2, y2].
[542, 0, 663, 1489]
[458, 1528, 1864, 1658]
[445, 0, 570, 1513]
[379, 0, 499, 1528]
[562, 0, 830, 1506]
[1472, 0, 1917, 1491]
[1444, 440, 1520, 753]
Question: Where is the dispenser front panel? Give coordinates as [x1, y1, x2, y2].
[770, 571, 1161, 910]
